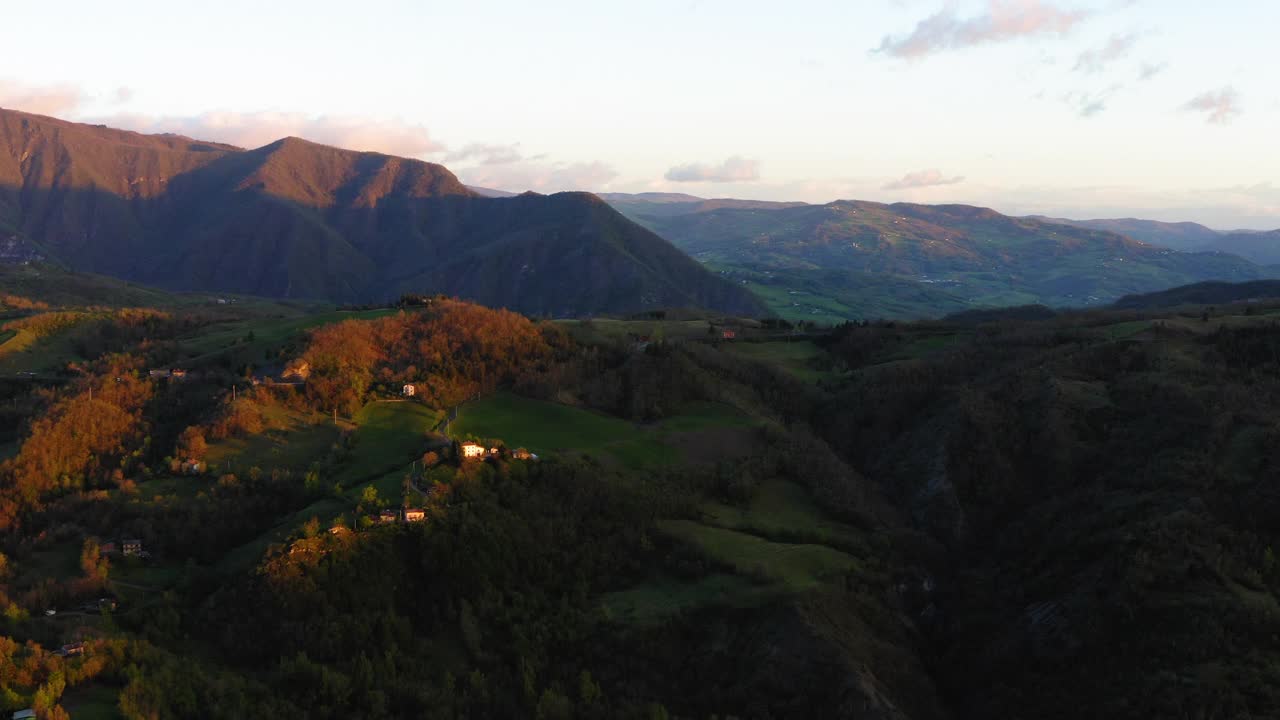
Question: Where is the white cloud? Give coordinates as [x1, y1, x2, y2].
[664, 156, 760, 183]
[96, 110, 444, 155]
[0, 78, 85, 117]
[1073, 33, 1138, 73]
[883, 169, 965, 190]
[444, 142, 525, 165]
[876, 0, 1090, 59]
[459, 160, 619, 194]
[1064, 84, 1123, 117]
[1137, 61, 1167, 81]
[1182, 87, 1241, 125]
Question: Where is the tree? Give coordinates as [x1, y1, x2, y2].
[176, 426, 208, 460]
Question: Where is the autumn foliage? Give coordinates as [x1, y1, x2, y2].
[303, 300, 557, 413]
[0, 354, 152, 530]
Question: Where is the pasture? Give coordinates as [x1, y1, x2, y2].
[451, 393, 756, 468]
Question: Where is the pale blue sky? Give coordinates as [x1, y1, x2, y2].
[1, 0, 1276, 228]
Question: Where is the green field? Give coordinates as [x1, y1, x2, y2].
[216, 401, 437, 572]
[1100, 319, 1153, 340]
[724, 340, 844, 383]
[0, 318, 95, 375]
[560, 318, 718, 345]
[603, 480, 867, 623]
[699, 480, 865, 551]
[332, 402, 441, 488]
[657, 520, 858, 592]
[205, 405, 346, 476]
[451, 392, 661, 461]
[176, 307, 398, 365]
[451, 393, 753, 468]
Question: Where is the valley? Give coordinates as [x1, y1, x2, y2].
[3, 266, 1280, 716]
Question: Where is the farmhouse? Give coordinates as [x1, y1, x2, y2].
[721, 329, 736, 339]
[402, 384, 416, 397]
[378, 509, 399, 524]
[170, 368, 187, 379]
[148, 369, 171, 379]
[57, 642, 85, 657]
[180, 459, 203, 475]
[122, 539, 143, 557]
[404, 508, 426, 523]
[460, 441, 486, 459]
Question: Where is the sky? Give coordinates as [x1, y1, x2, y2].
[1, 0, 1276, 229]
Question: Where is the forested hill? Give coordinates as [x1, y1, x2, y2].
[4, 283, 1280, 716]
[0, 108, 766, 317]
[604, 193, 1277, 321]
[1112, 278, 1280, 309]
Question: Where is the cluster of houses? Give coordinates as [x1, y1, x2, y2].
[55, 642, 85, 657]
[99, 538, 148, 559]
[377, 507, 427, 524]
[460, 441, 536, 461]
[148, 368, 188, 380]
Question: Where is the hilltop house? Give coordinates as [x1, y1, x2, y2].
[404, 508, 426, 523]
[402, 384, 416, 397]
[460, 441, 486, 459]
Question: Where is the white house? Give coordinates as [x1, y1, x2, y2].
[460, 441, 486, 459]
[402, 384, 416, 397]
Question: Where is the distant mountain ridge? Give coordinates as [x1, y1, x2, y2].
[1026, 216, 1224, 251]
[0, 108, 766, 317]
[603, 192, 1279, 320]
[1031, 216, 1280, 266]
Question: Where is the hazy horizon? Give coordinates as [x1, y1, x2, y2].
[1, 0, 1277, 229]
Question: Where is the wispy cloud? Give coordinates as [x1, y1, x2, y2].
[1064, 84, 1123, 117]
[0, 78, 86, 117]
[459, 160, 619, 194]
[444, 142, 526, 165]
[1073, 33, 1138, 73]
[1137, 61, 1166, 81]
[96, 111, 444, 156]
[1182, 87, 1241, 125]
[883, 169, 965, 190]
[664, 156, 760, 183]
[876, 0, 1090, 59]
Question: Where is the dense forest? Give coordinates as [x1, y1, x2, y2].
[2, 285, 1280, 718]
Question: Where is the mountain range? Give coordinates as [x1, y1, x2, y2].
[1029, 216, 1280, 264]
[0, 108, 765, 317]
[603, 192, 1280, 320]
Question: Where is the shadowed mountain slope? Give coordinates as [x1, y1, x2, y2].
[0, 109, 766, 316]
